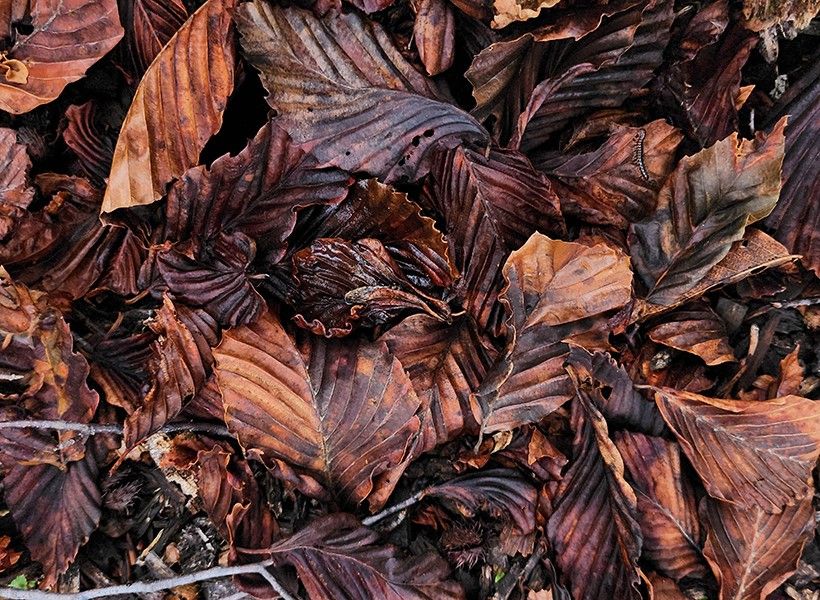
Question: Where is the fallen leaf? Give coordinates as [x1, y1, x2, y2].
[654, 388, 820, 512]
[214, 309, 421, 509]
[101, 0, 237, 213]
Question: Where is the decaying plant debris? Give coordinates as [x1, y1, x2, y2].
[0, 0, 818, 598]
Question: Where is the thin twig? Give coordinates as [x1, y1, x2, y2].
[0, 421, 121, 435]
[0, 420, 232, 439]
[362, 488, 428, 526]
[0, 560, 299, 600]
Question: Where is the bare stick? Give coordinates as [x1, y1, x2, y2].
[0, 420, 232, 439]
[0, 560, 300, 600]
[362, 488, 428, 526]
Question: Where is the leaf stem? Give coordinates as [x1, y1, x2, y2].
[362, 488, 428, 526]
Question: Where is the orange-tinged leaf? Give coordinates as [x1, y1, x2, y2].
[101, 0, 237, 213]
[476, 233, 633, 433]
[654, 388, 820, 512]
[647, 304, 735, 366]
[0, 0, 124, 114]
[701, 494, 814, 600]
[615, 432, 706, 580]
[382, 314, 499, 453]
[630, 119, 787, 306]
[214, 309, 421, 509]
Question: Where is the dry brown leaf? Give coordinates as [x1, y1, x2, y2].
[214, 309, 421, 510]
[702, 494, 815, 600]
[0, 0, 123, 114]
[654, 388, 820, 512]
[101, 0, 237, 213]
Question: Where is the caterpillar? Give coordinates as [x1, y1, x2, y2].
[632, 129, 649, 181]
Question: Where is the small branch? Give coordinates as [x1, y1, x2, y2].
[0, 421, 120, 435]
[0, 420, 232, 439]
[362, 488, 428, 526]
[0, 560, 299, 600]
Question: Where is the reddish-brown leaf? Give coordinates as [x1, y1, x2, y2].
[647, 303, 735, 366]
[235, 1, 487, 184]
[615, 432, 705, 580]
[513, 0, 674, 151]
[566, 347, 667, 436]
[0, 0, 124, 114]
[425, 146, 564, 334]
[119, 0, 188, 75]
[701, 494, 815, 600]
[654, 388, 820, 512]
[123, 297, 215, 448]
[382, 314, 499, 452]
[425, 468, 537, 539]
[547, 390, 643, 600]
[414, 0, 456, 76]
[162, 122, 351, 265]
[152, 232, 265, 329]
[763, 58, 820, 277]
[476, 233, 633, 434]
[630, 119, 787, 307]
[268, 513, 464, 599]
[0, 128, 34, 210]
[101, 0, 237, 213]
[214, 309, 421, 509]
[290, 238, 451, 337]
[289, 179, 455, 289]
[3, 452, 101, 588]
[535, 120, 684, 229]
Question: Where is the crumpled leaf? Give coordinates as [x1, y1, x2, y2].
[615, 432, 705, 580]
[235, 1, 488, 185]
[701, 494, 815, 600]
[0, 270, 99, 462]
[425, 468, 536, 539]
[0, 128, 34, 210]
[654, 388, 820, 512]
[3, 451, 101, 588]
[214, 309, 421, 509]
[425, 146, 564, 334]
[476, 233, 633, 434]
[62, 102, 118, 187]
[491, 0, 560, 29]
[465, 0, 647, 142]
[123, 297, 215, 448]
[290, 178, 455, 289]
[290, 238, 451, 338]
[647, 303, 735, 366]
[534, 120, 684, 229]
[267, 513, 464, 599]
[763, 59, 820, 277]
[3, 175, 144, 299]
[655, 6, 757, 148]
[162, 122, 351, 265]
[547, 386, 644, 600]
[152, 232, 265, 329]
[565, 347, 667, 436]
[382, 314, 499, 452]
[101, 0, 237, 213]
[514, 0, 675, 152]
[629, 118, 787, 306]
[0, 0, 124, 114]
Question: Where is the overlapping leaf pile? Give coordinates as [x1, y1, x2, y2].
[0, 0, 818, 598]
